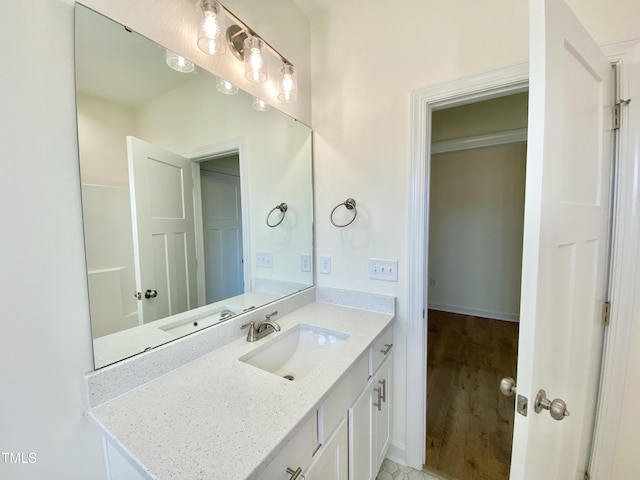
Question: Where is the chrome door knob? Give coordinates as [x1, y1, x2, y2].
[534, 389, 571, 420]
[500, 377, 517, 397]
[144, 289, 158, 299]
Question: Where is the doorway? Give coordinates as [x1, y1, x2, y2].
[199, 154, 244, 304]
[424, 93, 527, 479]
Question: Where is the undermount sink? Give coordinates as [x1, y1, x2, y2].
[160, 306, 242, 336]
[239, 324, 349, 381]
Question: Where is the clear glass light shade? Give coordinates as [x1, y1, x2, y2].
[278, 64, 298, 103]
[165, 49, 195, 73]
[197, 0, 225, 56]
[252, 97, 270, 111]
[243, 36, 267, 83]
[216, 77, 238, 95]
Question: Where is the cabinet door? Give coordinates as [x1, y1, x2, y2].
[349, 377, 375, 480]
[374, 352, 392, 473]
[304, 419, 348, 480]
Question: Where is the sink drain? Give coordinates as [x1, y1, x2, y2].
[283, 374, 294, 381]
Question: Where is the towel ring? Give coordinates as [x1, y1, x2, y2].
[330, 198, 357, 227]
[266, 203, 288, 227]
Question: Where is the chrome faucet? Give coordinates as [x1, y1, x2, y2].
[240, 311, 280, 342]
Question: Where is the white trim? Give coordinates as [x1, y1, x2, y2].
[406, 62, 529, 469]
[428, 303, 520, 323]
[187, 137, 251, 306]
[431, 128, 527, 154]
[589, 38, 640, 480]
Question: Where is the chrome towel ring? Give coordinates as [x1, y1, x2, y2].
[266, 203, 288, 227]
[330, 198, 357, 227]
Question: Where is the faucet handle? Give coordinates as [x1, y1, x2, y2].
[240, 321, 255, 330]
[265, 311, 278, 321]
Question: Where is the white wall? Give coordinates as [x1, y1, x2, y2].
[429, 144, 526, 320]
[309, 0, 640, 465]
[0, 1, 310, 479]
[0, 1, 107, 479]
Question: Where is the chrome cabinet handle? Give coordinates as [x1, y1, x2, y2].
[286, 466, 302, 479]
[373, 387, 382, 411]
[378, 379, 386, 403]
[380, 343, 393, 355]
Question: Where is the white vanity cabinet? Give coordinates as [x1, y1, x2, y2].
[349, 327, 393, 480]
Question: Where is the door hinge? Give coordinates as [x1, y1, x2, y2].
[602, 301, 611, 326]
[614, 98, 632, 130]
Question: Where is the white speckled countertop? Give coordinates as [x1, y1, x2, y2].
[88, 300, 394, 480]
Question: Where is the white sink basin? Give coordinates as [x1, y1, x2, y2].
[160, 306, 242, 336]
[239, 324, 349, 381]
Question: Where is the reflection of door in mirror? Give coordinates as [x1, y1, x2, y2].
[199, 156, 244, 304]
[128, 136, 198, 324]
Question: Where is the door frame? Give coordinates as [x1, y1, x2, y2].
[188, 137, 251, 307]
[405, 40, 639, 476]
[405, 63, 529, 469]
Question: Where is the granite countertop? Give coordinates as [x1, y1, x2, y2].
[88, 301, 394, 480]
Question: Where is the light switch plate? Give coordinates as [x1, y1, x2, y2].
[369, 258, 398, 282]
[256, 251, 273, 268]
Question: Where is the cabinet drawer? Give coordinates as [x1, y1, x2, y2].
[255, 415, 316, 480]
[370, 326, 393, 375]
[319, 352, 368, 443]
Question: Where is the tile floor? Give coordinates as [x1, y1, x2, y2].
[376, 459, 438, 480]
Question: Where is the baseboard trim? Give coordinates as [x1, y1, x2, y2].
[428, 303, 519, 322]
[385, 441, 407, 466]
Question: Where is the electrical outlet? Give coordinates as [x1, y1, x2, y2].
[256, 251, 273, 268]
[369, 258, 398, 282]
[319, 255, 331, 275]
[300, 253, 311, 272]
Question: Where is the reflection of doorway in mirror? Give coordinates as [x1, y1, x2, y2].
[199, 156, 244, 304]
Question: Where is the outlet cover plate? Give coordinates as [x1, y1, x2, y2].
[319, 255, 331, 275]
[300, 253, 311, 272]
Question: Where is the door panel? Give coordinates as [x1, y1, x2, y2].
[127, 136, 198, 323]
[511, 0, 613, 478]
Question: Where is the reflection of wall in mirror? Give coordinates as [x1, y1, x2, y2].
[134, 72, 313, 290]
[77, 76, 313, 338]
[77, 93, 138, 337]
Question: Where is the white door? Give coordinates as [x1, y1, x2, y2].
[127, 136, 198, 323]
[200, 169, 244, 303]
[511, 0, 613, 478]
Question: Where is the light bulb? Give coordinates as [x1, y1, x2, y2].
[216, 77, 238, 95]
[278, 64, 297, 103]
[165, 49, 195, 73]
[252, 97, 270, 111]
[197, 0, 225, 56]
[243, 36, 267, 83]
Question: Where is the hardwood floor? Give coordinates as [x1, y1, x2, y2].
[425, 310, 519, 480]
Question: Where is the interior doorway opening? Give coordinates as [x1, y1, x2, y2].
[424, 92, 528, 479]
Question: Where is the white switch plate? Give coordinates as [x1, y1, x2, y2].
[319, 255, 331, 275]
[369, 258, 398, 282]
[256, 251, 273, 268]
[300, 253, 311, 272]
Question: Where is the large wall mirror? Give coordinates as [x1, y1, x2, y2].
[75, 4, 314, 369]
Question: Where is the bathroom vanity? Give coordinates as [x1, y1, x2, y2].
[86, 288, 394, 480]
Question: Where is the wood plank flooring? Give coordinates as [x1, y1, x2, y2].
[425, 310, 519, 480]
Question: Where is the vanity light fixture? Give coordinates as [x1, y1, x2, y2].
[196, 0, 226, 56]
[252, 97, 270, 111]
[278, 64, 297, 103]
[216, 76, 238, 95]
[165, 49, 195, 73]
[244, 36, 267, 83]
